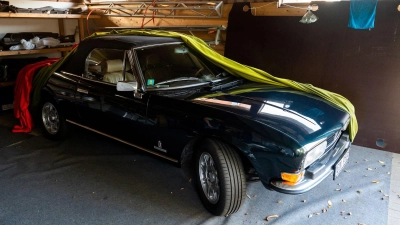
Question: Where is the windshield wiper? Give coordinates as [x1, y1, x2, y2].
[216, 71, 229, 78]
[155, 77, 199, 85]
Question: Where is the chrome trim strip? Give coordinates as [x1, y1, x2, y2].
[66, 119, 179, 163]
[54, 95, 76, 101]
[127, 50, 144, 92]
[114, 94, 132, 100]
[60, 71, 118, 87]
[59, 71, 80, 78]
[145, 82, 208, 92]
[132, 42, 184, 50]
[77, 88, 88, 94]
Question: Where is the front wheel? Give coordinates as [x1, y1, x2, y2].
[195, 139, 246, 216]
[39, 98, 67, 140]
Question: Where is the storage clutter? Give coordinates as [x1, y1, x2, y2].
[9, 37, 60, 50]
[0, 2, 86, 14]
[0, 32, 76, 51]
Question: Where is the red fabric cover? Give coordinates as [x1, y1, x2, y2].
[13, 59, 59, 133]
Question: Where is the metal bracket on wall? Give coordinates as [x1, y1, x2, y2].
[94, 25, 226, 45]
[86, 1, 224, 18]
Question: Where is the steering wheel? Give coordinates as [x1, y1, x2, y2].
[194, 67, 204, 77]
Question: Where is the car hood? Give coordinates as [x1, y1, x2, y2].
[191, 82, 350, 147]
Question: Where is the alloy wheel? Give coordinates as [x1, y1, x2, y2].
[42, 102, 60, 135]
[199, 152, 220, 204]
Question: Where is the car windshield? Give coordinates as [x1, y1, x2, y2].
[135, 43, 224, 88]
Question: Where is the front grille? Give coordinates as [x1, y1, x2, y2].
[326, 131, 342, 152]
[316, 131, 343, 165]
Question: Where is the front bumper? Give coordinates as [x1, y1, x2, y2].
[269, 133, 351, 194]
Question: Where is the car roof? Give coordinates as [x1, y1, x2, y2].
[62, 34, 185, 76]
[86, 35, 183, 48]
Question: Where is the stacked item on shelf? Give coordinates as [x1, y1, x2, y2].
[0, 1, 16, 13]
[0, 33, 76, 51]
[0, 2, 86, 14]
[15, 6, 85, 14]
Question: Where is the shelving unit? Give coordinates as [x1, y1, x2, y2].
[0, 12, 101, 88]
[0, 12, 101, 57]
[0, 81, 15, 88]
[0, 12, 100, 19]
[0, 46, 73, 57]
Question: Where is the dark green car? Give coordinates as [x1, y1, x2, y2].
[38, 35, 351, 216]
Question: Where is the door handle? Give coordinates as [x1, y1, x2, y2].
[82, 96, 97, 102]
[77, 88, 88, 94]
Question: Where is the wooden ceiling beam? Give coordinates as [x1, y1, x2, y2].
[247, 2, 309, 16]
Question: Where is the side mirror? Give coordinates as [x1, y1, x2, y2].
[117, 81, 138, 92]
[174, 46, 188, 54]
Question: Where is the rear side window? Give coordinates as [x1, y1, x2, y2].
[84, 48, 135, 84]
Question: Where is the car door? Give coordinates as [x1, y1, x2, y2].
[133, 43, 215, 159]
[144, 93, 196, 160]
[46, 71, 80, 121]
[74, 48, 149, 148]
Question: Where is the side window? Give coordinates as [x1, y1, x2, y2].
[84, 48, 135, 84]
[136, 44, 215, 87]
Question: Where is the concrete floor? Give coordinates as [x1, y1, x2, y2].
[389, 153, 400, 225]
[0, 111, 399, 225]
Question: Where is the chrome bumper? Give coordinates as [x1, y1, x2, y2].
[270, 134, 351, 194]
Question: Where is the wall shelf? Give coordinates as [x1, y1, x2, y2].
[0, 12, 100, 19]
[0, 12, 100, 42]
[0, 47, 73, 57]
[0, 12, 97, 87]
[0, 81, 15, 88]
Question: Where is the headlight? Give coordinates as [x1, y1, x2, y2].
[303, 140, 327, 168]
[342, 119, 350, 131]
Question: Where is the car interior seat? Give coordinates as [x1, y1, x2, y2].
[102, 59, 135, 84]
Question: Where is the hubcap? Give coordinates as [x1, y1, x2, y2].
[199, 152, 220, 204]
[42, 102, 60, 135]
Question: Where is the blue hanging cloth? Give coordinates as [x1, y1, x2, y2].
[348, 0, 379, 29]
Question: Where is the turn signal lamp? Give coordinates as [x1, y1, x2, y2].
[281, 171, 304, 183]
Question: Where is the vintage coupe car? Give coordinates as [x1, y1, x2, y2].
[37, 34, 351, 216]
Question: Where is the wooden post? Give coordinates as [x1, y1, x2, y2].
[78, 18, 85, 41]
[58, 19, 67, 56]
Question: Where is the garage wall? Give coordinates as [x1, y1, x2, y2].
[225, 1, 400, 153]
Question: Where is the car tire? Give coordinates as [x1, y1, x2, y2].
[39, 98, 67, 141]
[195, 138, 246, 216]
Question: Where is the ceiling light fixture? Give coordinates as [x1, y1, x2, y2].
[277, 1, 319, 24]
[277, 0, 341, 24]
[299, 5, 319, 24]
